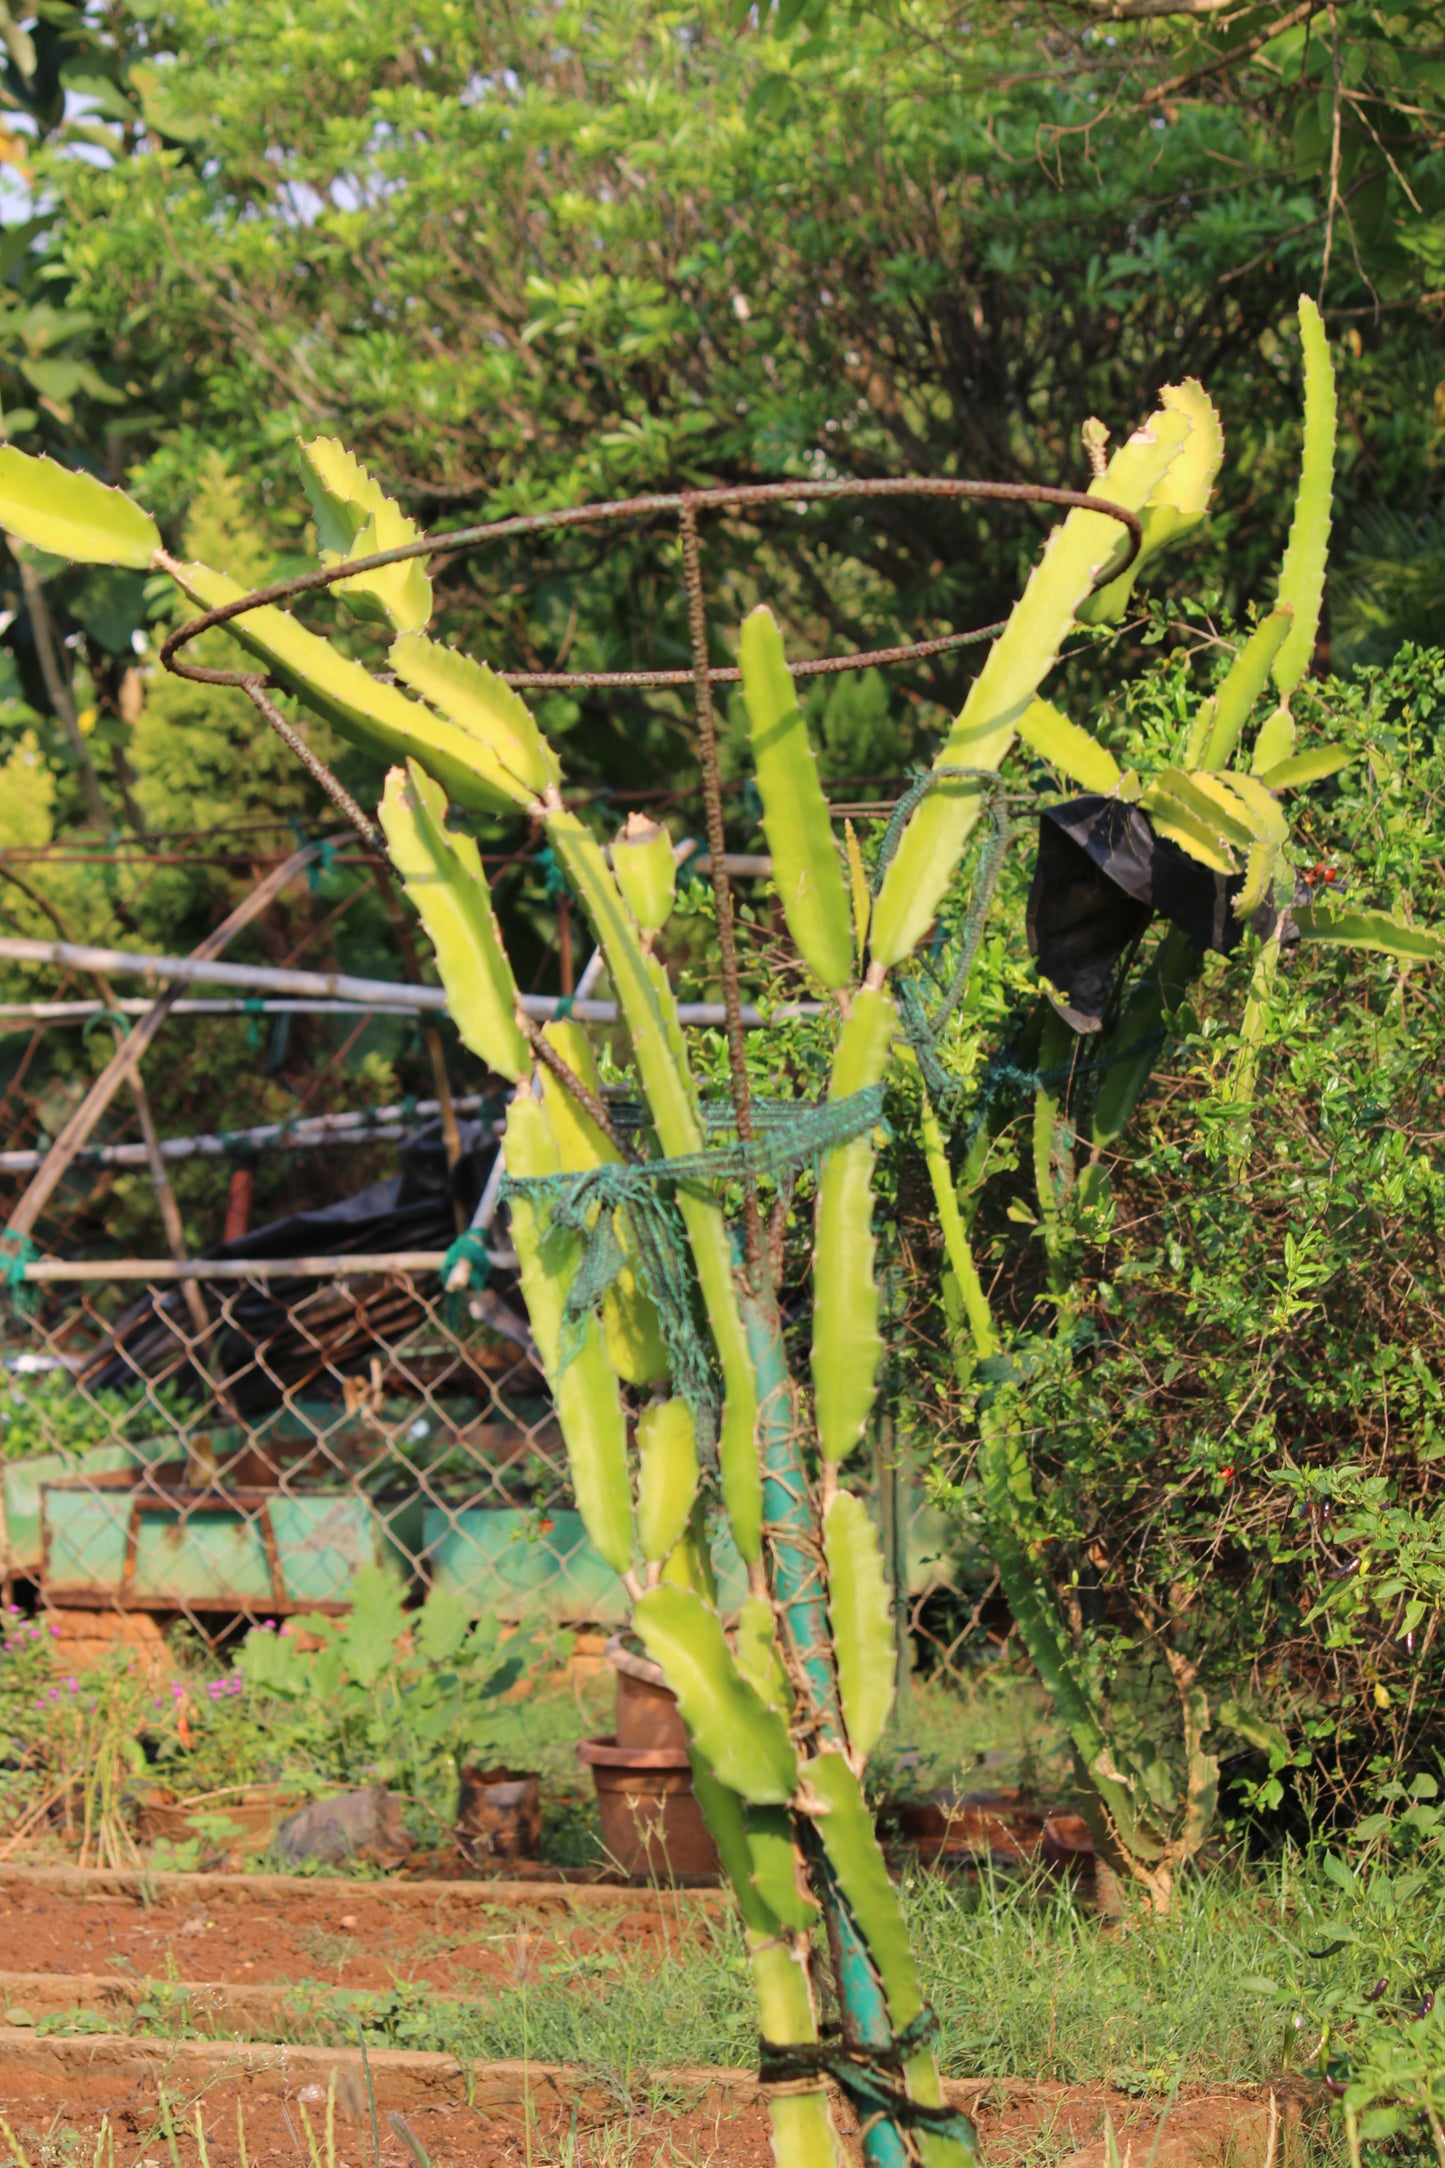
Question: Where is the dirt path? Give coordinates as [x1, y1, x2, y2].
[0, 1870, 1324, 2166]
[0, 1873, 716, 1995]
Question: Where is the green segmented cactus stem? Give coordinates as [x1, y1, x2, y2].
[298, 436, 433, 633]
[1273, 296, 1336, 700]
[503, 1096, 633, 1576]
[740, 605, 854, 991]
[537, 1017, 670, 1385]
[869, 407, 1194, 965]
[811, 987, 896, 1462]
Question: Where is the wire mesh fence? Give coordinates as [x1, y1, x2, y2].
[0, 809, 972, 1687]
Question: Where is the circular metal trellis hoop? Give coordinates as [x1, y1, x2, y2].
[159, 475, 1142, 694]
[153, 471, 1144, 1277]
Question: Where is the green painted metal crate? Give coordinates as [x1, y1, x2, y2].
[40, 1471, 423, 1613]
[422, 1504, 750, 1625]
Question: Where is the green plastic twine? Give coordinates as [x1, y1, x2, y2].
[0, 1228, 39, 1316]
[441, 1228, 492, 1330]
[81, 1007, 131, 1045]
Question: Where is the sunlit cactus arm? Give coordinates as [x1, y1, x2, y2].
[1076, 379, 1224, 625]
[1272, 296, 1336, 702]
[805, 1752, 976, 2167]
[691, 1762, 842, 2168]
[809, 987, 897, 1465]
[502, 1095, 634, 1579]
[868, 406, 1199, 967]
[541, 807, 762, 1561]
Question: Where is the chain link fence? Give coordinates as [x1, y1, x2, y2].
[0, 1249, 977, 1670]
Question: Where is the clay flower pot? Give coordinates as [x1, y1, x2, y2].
[455, 1765, 542, 1867]
[575, 1636, 718, 1882]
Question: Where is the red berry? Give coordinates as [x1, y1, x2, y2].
[1323, 868, 1337, 882]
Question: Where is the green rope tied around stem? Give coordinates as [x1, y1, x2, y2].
[498, 1084, 886, 1450]
[758, 2006, 976, 2146]
[81, 1007, 130, 1045]
[0, 1228, 39, 1316]
[441, 1228, 492, 1329]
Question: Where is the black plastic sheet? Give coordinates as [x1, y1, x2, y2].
[1027, 795, 1252, 1033]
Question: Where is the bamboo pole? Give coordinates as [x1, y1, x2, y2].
[0, 936, 819, 1028]
[22, 1254, 455, 1281]
[0, 1094, 488, 1175]
[4, 842, 331, 1242]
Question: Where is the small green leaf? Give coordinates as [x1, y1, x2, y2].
[634, 1583, 797, 1804]
[825, 1490, 895, 1760]
[0, 449, 159, 567]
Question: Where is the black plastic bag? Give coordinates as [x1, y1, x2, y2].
[1026, 795, 1249, 1033]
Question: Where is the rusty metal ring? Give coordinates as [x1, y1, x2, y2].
[159, 475, 1142, 694]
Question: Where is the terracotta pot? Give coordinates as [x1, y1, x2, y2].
[134, 1783, 304, 1854]
[455, 1765, 542, 1866]
[1040, 1812, 1096, 1876]
[577, 1735, 719, 1882]
[605, 1634, 689, 1753]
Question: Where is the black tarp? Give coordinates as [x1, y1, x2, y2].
[1026, 795, 1277, 1033]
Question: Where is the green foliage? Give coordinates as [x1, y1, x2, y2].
[922, 642, 1445, 1847]
[0, 1370, 188, 1460]
[232, 1565, 527, 1812]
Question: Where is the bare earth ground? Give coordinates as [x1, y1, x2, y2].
[0, 1876, 1325, 2166]
[0, 1882, 705, 1994]
[0, 2067, 1315, 2168]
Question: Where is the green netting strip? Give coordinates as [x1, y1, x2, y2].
[0, 1228, 39, 1316]
[883, 766, 1013, 1115]
[498, 1084, 886, 1446]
